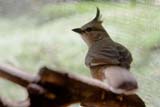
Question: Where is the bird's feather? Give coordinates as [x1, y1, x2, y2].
[103, 66, 138, 95]
[85, 41, 132, 69]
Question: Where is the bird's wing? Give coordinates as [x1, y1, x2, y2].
[85, 45, 120, 67]
[116, 43, 133, 68]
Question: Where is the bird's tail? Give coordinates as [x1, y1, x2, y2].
[102, 66, 138, 95]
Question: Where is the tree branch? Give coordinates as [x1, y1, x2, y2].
[36, 67, 145, 107]
[0, 64, 39, 87]
[0, 64, 146, 107]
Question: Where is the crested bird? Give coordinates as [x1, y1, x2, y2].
[72, 8, 138, 95]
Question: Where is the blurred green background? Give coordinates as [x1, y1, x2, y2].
[0, 0, 160, 107]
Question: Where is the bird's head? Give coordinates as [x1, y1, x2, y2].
[72, 8, 108, 47]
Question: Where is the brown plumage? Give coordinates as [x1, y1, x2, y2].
[72, 8, 138, 95]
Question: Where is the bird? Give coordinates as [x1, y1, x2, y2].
[72, 8, 138, 95]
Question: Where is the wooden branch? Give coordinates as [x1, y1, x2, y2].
[0, 64, 146, 107]
[0, 64, 39, 87]
[35, 67, 145, 107]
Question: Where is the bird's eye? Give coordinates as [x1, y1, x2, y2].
[85, 27, 92, 32]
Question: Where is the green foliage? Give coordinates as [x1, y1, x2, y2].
[36, 2, 108, 24]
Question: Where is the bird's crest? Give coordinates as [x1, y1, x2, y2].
[72, 7, 104, 35]
[92, 7, 102, 23]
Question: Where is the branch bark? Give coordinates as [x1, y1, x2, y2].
[0, 64, 146, 107]
[0, 64, 39, 87]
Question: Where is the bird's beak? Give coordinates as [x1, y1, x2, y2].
[72, 28, 83, 34]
